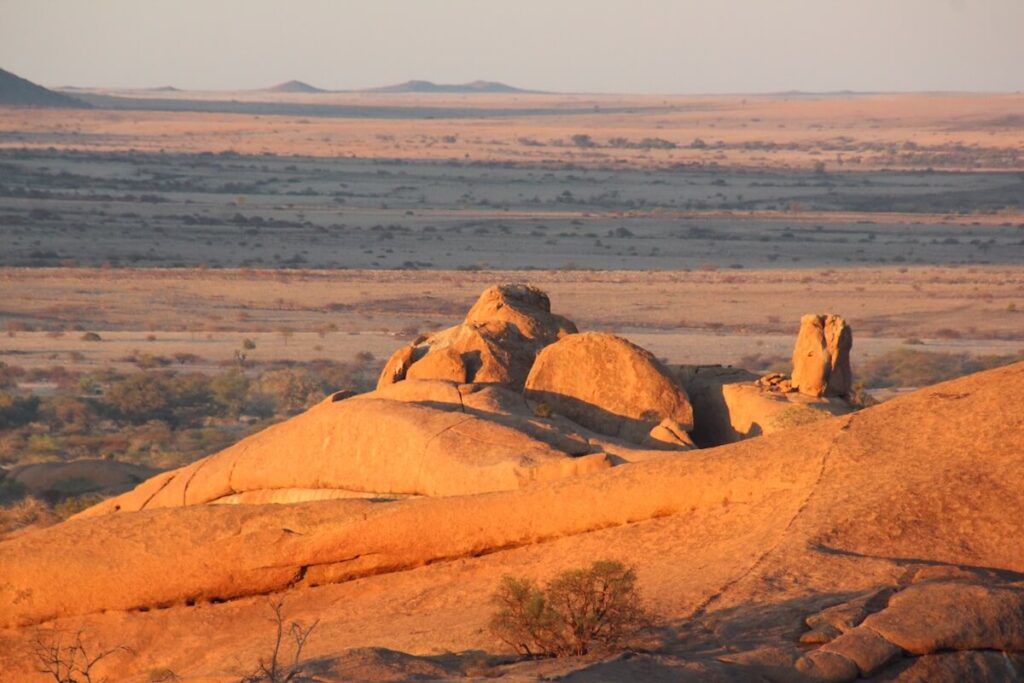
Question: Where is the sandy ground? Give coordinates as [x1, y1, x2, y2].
[3, 91, 1023, 171]
[1, 149, 1021, 270]
[1, 267, 1020, 380]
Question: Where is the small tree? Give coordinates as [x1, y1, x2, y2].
[103, 373, 172, 425]
[242, 599, 319, 683]
[570, 134, 595, 149]
[489, 560, 649, 658]
[33, 630, 130, 683]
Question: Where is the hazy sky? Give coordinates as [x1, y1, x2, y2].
[1, 0, 1021, 93]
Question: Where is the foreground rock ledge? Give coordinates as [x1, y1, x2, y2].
[2, 361, 1022, 631]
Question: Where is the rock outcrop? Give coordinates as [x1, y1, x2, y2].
[525, 332, 695, 448]
[791, 313, 853, 397]
[674, 364, 856, 446]
[796, 575, 1024, 681]
[377, 284, 576, 391]
[1, 347, 1023, 681]
[76, 391, 614, 516]
[3, 361, 1022, 641]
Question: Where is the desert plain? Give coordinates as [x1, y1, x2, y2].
[0, 85, 1023, 681]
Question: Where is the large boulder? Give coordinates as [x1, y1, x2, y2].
[377, 284, 577, 391]
[791, 314, 853, 397]
[0, 396, 833, 629]
[524, 332, 694, 446]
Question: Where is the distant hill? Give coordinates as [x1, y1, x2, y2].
[369, 80, 528, 94]
[0, 68, 90, 108]
[264, 80, 326, 94]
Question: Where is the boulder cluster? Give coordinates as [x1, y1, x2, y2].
[77, 284, 862, 516]
[378, 283, 700, 453]
[377, 284, 577, 390]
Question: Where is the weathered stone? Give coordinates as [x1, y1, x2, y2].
[76, 395, 614, 514]
[377, 283, 576, 391]
[645, 417, 698, 450]
[820, 628, 902, 677]
[801, 625, 841, 645]
[872, 650, 1024, 682]
[791, 313, 853, 397]
[3, 360, 1024, 656]
[404, 345, 467, 383]
[5, 459, 156, 498]
[463, 283, 575, 344]
[862, 581, 1024, 655]
[806, 587, 895, 635]
[525, 332, 694, 443]
[673, 364, 854, 447]
[795, 650, 860, 681]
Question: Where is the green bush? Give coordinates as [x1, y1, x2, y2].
[209, 370, 250, 418]
[0, 496, 55, 535]
[41, 396, 98, 434]
[256, 368, 323, 414]
[105, 371, 219, 427]
[489, 560, 649, 658]
[105, 372, 174, 425]
[0, 356, 385, 475]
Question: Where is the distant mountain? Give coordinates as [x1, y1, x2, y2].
[369, 80, 528, 94]
[264, 80, 326, 94]
[0, 68, 90, 107]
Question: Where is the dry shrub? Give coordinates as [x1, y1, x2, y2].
[242, 599, 319, 683]
[32, 629, 130, 683]
[489, 560, 649, 658]
[0, 496, 57, 536]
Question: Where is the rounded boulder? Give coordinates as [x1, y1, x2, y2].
[524, 332, 694, 443]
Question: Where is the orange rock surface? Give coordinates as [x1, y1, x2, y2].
[1, 362, 1021, 681]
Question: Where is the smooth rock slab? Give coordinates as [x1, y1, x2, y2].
[77, 395, 612, 516]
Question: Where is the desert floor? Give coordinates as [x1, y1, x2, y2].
[4, 90, 1023, 171]
[1, 266, 1021, 378]
[1, 90, 1021, 418]
[1, 149, 1022, 271]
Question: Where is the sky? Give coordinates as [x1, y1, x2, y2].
[1, 0, 1021, 94]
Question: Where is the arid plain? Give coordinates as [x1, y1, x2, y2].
[1, 89, 1023, 681]
[2, 91, 1021, 387]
